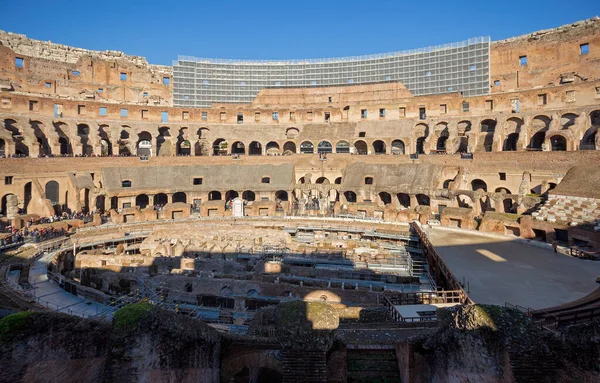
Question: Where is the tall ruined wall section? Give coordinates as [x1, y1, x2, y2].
[490, 17, 600, 93]
[0, 30, 173, 105]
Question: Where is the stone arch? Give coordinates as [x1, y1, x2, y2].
[176, 139, 191, 156]
[156, 126, 173, 156]
[137, 131, 153, 157]
[391, 139, 405, 155]
[590, 110, 600, 125]
[231, 141, 245, 155]
[471, 179, 487, 192]
[580, 126, 597, 150]
[77, 124, 93, 155]
[242, 190, 256, 201]
[1, 194, 15, 216]
[283, 141, 296, 154]
[335, 140, 350, 153]
[317, 140, 332, 154]
[378, 192, 392, 205]
[480, 119, 496, 152]
[275, 190, 288, 201]
[504, 133, 519, 151]
[154, 193, 168, 206]
[354, 140, 367, 155]
[225, 190, 239, 201]
[300, 141, 314, 154]
[45, 181, 60, 206]
[172, 192, 187, 203]
[549, 134, 567, 151]
[343, 191, 357, 203]
[372, 140, 386, 154]
[436, 129, 449, 152]
[30, 120, 51, 156]
[4, 118, 29, 156]
[209, 191, 222, 201]
[249, 141, 262, 155]
[334, 177, 342, 184]
[416, 194, 430, 206]
[135, 194, 149, 209]
[80, 188, 90, 212]
[213, 138, 227, 155]
[315, 177, 330, 184]
[528, 115, 550, 150]
[286, 127, 299, 139]
[266, 141, 280, 155]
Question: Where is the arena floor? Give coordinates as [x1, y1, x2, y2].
[426, 227, 600, 310]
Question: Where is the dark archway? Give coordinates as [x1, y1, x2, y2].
[154, 193, 168, 206]
[45, 181, 60, 206]
[249, 141, 262, 155]
[372, 140, 386, 154]
[283, 141, 296, 154]
[225, 190, 239, 201]
[266, 141, 280, 155]
[397, 193, 411, 208]
[481, 119, 496, 152]
[135, 194, 149, 208]
[416, 137, 426, 154]
[172, 192, 187, 203]
[95, 195, 105, 212]
[231, 141, 245, 155]
[344, 191, 357, 203]
[177, 140, 191, 156]
[315, 177, 330, 184]
[59, 137, 72, 155]
[503, 133, 519, 151]
[275, 190, 288, 201]
[242, 190, 256, 201]
[580, 127, 597, 150]
[110, 196, 118, 210]
[213, 138, 227, 155]
[416, 194, 430, 206]
[23, 182, 32, 212]
[354, 140, 367, 155]
[550, 135, 567, 151]
[0, 138, 5, 157]
[1, 194, 15, 216]
[77, 124, 93, 155]
[334, 177, 342, 184]
[529, 131, 545, 150]
[379, 192, 392, 205]
[471, 179, 488, 192]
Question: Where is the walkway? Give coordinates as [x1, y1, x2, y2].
[426, 227, 600, 310]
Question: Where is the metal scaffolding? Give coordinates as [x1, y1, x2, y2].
[173, 37, 491, 107]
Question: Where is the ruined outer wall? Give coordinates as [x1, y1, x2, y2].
[0, 30, 172, 105]
[490, 17, 600, 93]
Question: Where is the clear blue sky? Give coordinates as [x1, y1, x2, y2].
[1, 0, 598, 65]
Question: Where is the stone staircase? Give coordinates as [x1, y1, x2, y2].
[532, 194, 600, 225]
[281, 349, 328, 383]
[346, 349, 401, 383]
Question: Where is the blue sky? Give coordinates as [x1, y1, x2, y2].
[0, 0, 598, 65]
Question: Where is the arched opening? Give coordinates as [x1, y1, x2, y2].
[344, 191, 357, 203]
[249, 141, 262, 155]
[266, 141, 280, 155]
[416, 194, 430, 206]
[378, 192, 392, 205]
[480, 119, 496, 152]
[45, 181, 60, 207]
[4, 119, 28, 156]
[285, 127, 299, 139]
[443, 179, 453, 189]
[231, 141, 245, 155]
[391, 140, 405, 155]
[77, 124, 93, 155]
[580, 126, 597, 150]
[372, 140, 386, 154]
[354, 140, 367, 155]
[416, 137, 426, 154]
[225, 190, 239, 201]
[550, 135, 567, 151]
[213, 138, 227, 156]
[209, 191, 222, 201]
[471, 179, 488, 192]
[436, 136, 448, 152]
[275, 190, 288, 201]
[561, 113, 578, 130]
[137, 131, 153, 157]
[503, 133, 519, 151]
[79, 188, 90, 213]
[529, 132, 545, 150]
[177, 140, 191, 156]
[335, 140, 350, 154]
[58, 137, 71, 155]
[154, 193, 168, 206]
[503, 198, 515, 213]
[110, 196, 118, 210]
[100, 139, 111, 156]
[118, 129, 132, 156]
[317, 140, 332, 154]
[242, 190, 256, 201]
[315, 177, 330, 184]
[23, 182, 32, 212]
[172, 192, 187, 203]
[1, 194, 15, 216]
[95, 195, 105, 213]
[156, 127, 172, 156]
[0, 138, 5, 157]
[334, 177, 342, 184]
[396, 193, 410, 209]
[283, 141, 296, 154]
[495, 187, 512, 194]
[30, 121, 51, 157]
[300, 141, 314, 154]
[135, 194, 149, 209]
[528, 116, 550, 150]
